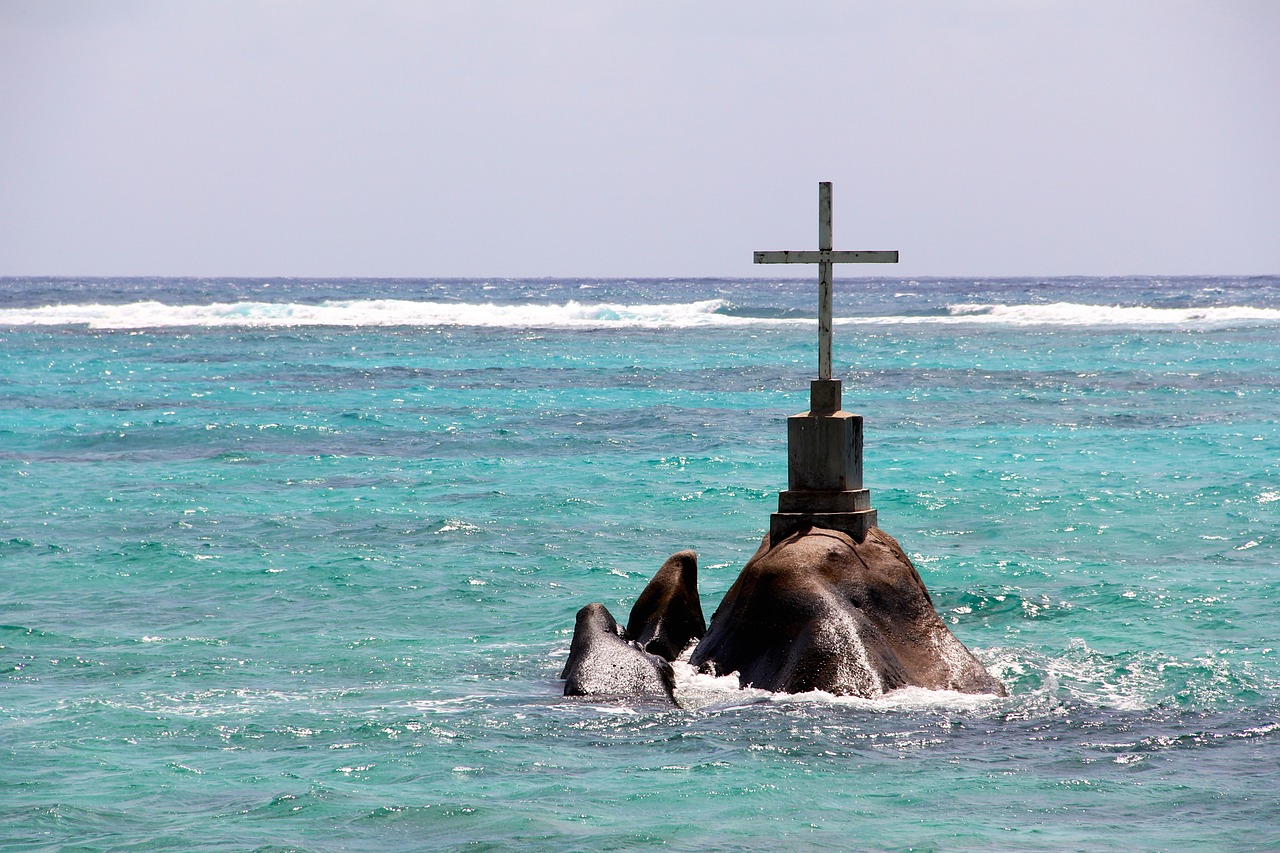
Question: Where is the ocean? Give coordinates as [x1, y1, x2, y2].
[1, 275, 1277, 851]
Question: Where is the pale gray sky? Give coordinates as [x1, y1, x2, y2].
[2, 1, 1277, 278]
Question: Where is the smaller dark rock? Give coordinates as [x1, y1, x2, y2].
[561, 603, 676, 702]
[626, 549, 706, 661]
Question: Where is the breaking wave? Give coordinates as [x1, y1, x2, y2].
[0, 299, 740, 330]
[2, 298, 1278, 330]
[935, 302, 1280, 328]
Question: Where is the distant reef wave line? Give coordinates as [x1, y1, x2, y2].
[1, 299, 1277, 330]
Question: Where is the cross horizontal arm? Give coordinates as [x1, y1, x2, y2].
[754, 250, 899, 265]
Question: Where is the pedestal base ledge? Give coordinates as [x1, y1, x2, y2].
[769, 509, 878, 544]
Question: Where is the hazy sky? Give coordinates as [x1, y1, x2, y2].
[2, 1, 1277, 278]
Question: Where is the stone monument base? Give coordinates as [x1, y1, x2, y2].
[771, 378, 877, 543]
[769, 508, 878, 543]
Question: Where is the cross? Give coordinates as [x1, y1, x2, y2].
[754, 182, 899, 380]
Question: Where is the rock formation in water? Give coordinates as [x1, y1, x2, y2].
[560, 603, 676, 701]
[689, 526, 1005, 697]
[625, 549, 705, 661]
[560, 550, 707, 703]
[559, 529, 1004, 702]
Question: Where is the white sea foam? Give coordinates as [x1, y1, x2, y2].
[2, 297, 1279, 330]
[669, 662, 772, 711]
[0, 298, 743, 330]
[770, 685, 1002, 712]
[930, 301, 1280, 328]
[668, 660, 1001, 712]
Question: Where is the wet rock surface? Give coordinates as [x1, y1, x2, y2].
[626, 549, 705, 661]
[690, 526, 1005, 697]
[560, 530, 1003, 702]
[561, 602, 676, 702]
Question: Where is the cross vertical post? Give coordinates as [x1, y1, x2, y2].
[818, 181, 834, 380]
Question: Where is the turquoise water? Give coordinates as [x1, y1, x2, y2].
[2, 276, 1278, 850]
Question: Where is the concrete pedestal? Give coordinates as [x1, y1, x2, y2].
[769, 379, 877, 543]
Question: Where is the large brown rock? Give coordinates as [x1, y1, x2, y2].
[689, 526, 1004, 697]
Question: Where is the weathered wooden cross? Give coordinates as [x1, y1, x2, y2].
[754, 182, 899, 380]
